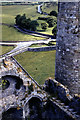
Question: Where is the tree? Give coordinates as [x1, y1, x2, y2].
[41, 23, 48, 31]
[19, 14, 26, 27]
[52, 24, 57, 37]
[25, 18, 31, 29]
[47, 17, 57, 27]
[15, 14, 26, 26]
[15, 14, 39, 31]
[20, 19, 27, 28]
[49, 11, 57, 17]
[28, 83, 34, 94]
[30, 20, 39, 31]
[21, 14, 26, 20]
[15, 14, 21, 25]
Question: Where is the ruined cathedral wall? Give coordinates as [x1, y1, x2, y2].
[55, 2, 80, 95]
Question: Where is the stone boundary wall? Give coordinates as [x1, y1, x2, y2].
[11, 57, 41, 89]
[28, 46, 56, 52]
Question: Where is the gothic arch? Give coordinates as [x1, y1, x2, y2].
[23, 96, 43, 119]
[24, 95, 43, 106]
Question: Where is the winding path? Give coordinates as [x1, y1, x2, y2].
[0, 22, 56, 57]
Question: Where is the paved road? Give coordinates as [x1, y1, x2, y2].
[14, 25, 48, 38]
[14, 25, 54, 39]
[38, 3, 48, 15]
[0, 39, 56, 57]
[38, 4, 43, 14]
[0, 23, 54, 38]
[0, 42, 18, 46]
[0, 5, 55, 57]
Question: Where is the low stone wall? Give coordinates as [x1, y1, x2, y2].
[28, 46, 56, 52]
[44, 78, 72, 102]
[44, 78, 80, 115]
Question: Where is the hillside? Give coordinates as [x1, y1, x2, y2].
[1, 2, 58, 42]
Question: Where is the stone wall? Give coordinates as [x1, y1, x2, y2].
[44, 78, 72, 102]
[28, 46, 56, 52]
[55, 2, 80, 96]
[44, 78, 80, 115]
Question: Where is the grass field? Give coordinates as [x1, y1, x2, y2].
[1, 3, 58, 42]
[15, 50, 56, 85]
[0, 46, 15, 56]
[2, 25, 44, 41]
[2, 5, 40, 24]
[30, 44, 48, 48]
[42, 2, 58, 13]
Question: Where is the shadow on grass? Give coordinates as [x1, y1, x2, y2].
[37, 30, 45, 32]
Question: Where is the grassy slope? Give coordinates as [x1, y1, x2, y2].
[0, 46, 15, 56]
[2, 5, 39, 24]
[2, 25, 44, 41]
[15, 50, 56, 85]
[42, 2, 58, 13]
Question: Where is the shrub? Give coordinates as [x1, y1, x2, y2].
[30, 20, 39, 31]
[47, 17, 57, 27]
[15, 14, 39, 31]
[38, 17, 48, 21]
[49, 11, 57, 17]
[41, 23, 48, 31]
[52, 24, 57, 37]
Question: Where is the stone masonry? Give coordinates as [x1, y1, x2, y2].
[55, 1, 80, 96]
[0, 57, 79, 120]
[0, 1, 80, 120]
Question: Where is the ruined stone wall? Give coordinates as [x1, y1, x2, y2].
[55, 2, 80, 96]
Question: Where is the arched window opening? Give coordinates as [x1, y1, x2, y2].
[28, 97, 43, 120]
[15, 77, 23, 90]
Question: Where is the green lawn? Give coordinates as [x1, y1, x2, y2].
[2, 5, 39, 24]
[0, 46, 15, 56]
[42, 2, 58, 13]
[1, 25, 44, 42]
[15, 50, 56, 85]
[30, 44, 48, 48]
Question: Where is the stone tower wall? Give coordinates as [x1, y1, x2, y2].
[55, 1, 80, 96]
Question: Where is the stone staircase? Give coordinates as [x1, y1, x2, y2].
[51, 97, 80, 120]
